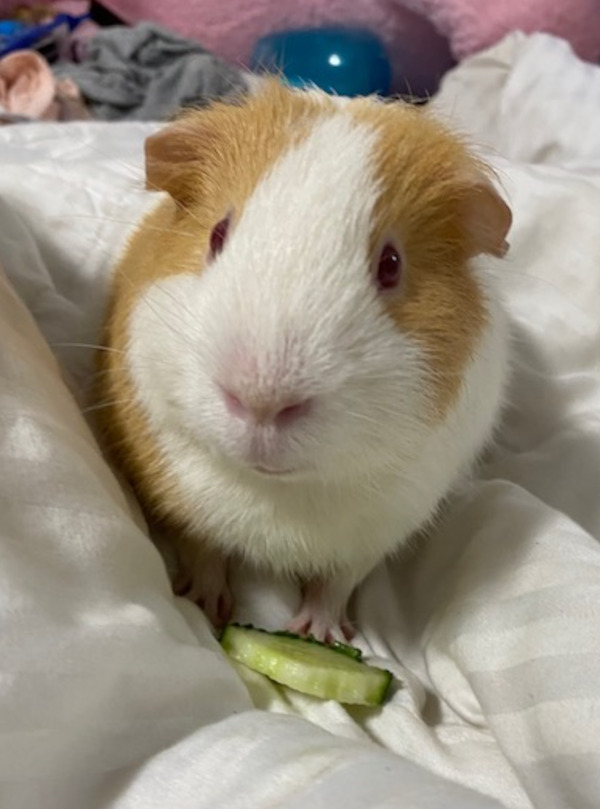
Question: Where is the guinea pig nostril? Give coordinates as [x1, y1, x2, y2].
[275, 399, 312, 426]
[222, 388, 247, 419]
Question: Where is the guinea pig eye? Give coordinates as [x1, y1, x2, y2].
[376, 242, 403, 291]
[209, 216, 230, 259]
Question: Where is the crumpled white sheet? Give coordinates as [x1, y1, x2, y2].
[0, 31, 599, 809]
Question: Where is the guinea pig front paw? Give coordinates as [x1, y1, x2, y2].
[172, 541, 232, 629]
[286, 579, 355, 644]
[286, 611, 354, 645]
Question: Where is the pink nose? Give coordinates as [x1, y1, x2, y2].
[222, 388, 311, 427]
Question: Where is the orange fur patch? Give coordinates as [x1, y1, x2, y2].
[351, 99, 509, 416]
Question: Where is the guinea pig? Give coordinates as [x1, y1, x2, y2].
[97, 79, 512, 642]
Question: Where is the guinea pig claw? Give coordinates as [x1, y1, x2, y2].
[171, 540, 233, 628]
[286, 609, 353, 645]
[172, 571, 192, 597]
[192, 584, 233, 629]
[286, 577, 357, 644]
[340, 619, 356, 642]
[217, 591, 233, 624]
[286, 615, 311, 637]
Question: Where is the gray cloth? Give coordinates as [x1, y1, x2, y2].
[54, 22, 249, 121]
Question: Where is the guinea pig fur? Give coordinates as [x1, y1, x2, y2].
[97, 79, 512, 642]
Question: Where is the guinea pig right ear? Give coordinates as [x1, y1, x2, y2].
[144, 115, 206, 206]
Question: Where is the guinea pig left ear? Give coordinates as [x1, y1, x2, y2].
[144, 116, 205, 205]
[458, 174, 512, 258]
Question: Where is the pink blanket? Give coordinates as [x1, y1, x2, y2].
[96, 0, 600, 92]
[3, 1, 599, 96]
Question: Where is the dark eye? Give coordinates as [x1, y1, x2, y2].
[376, 242, 403, 290]
[209, 216, 230, 258]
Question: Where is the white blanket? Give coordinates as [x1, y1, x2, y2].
[1, 32, 599, 809]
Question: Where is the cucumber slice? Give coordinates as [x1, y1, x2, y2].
[268, 629, 363, 661]
[220, 623, 393, 706]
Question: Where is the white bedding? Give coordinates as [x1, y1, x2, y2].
[1, 32, 599, 809]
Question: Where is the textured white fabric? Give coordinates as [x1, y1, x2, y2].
[0, 213, 500, 809]
[0, 31, 599, 809]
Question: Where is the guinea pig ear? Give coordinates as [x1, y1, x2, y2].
[144, 115, 205, 205]
[458, 173, 512, 258]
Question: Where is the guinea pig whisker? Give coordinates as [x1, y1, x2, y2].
[81, 399, 135, 415]
[52, 342, 179, 371]
[51, 342, 127, 355]
[54, 213, 204, 341]
[85, 146, 206, 229]
[113, 266, 202, 350]
[345, 410, 381, 427]
[81, 148, 145, 187]
[29, 213, 199, 341]
[66, 213, 195, 238]
[49, 345, 184, 394]
[89, 363, 154, 380]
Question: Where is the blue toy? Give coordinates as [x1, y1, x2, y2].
[250, 27, 392, 97]
[0, 14, 88, 59]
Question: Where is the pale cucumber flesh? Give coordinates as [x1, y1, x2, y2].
[220, 623, 393, 706]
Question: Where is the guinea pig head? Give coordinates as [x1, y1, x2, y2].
[128, 81, 511, 484]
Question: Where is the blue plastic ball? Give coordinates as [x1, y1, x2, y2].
[250, 27, 392, 97]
